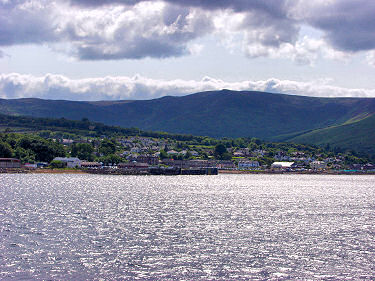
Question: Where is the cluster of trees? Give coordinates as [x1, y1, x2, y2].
[186, 138, 371, 166]
[0, 133, 66, 163]
[70, 139, 122, 164]
[0, 132, 126, 165]
[0, 114, 204, 142]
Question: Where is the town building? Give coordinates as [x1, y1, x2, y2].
[161, 159, 216, 169]
[53, 157, 81, 168]
[217, 160, 236, 169]
[81, 161, 102, 168]
[189, 150, 199, 156]
[61, 139, 74, 145]
[350, 163, 375, 171]
[24, 163, 37, 169]
[37, 162, 49, 168]
[0, 158, 21, 168]
[238, 160, 260, 170]
[310, 161, 327, 170]
[118, 162, 149, 170]
[136, 155, 159, 165]
[271, 162, 297, 170]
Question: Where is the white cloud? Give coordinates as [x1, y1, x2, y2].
[366, 51, 375, 67]
[1, 0, 372, 64]
[59, 2, 214, 59]
[243, 36, 350, 65]
[0, 1, 214, 60]
[1, 73, 374, 101]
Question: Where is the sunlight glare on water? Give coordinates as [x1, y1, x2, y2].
[1, 174, 374, 280]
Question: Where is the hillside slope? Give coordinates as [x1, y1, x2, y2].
[286, 114, 375, 155]
[0, 90, 374, 139]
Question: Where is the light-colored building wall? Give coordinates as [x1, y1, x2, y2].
[53, 157, 81, 168]
[238, 161, 260, 169]
[310, 161, 327, 170]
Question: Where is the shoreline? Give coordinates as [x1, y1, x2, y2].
[1, 168, 374, 175]
[0, 168, 88, 174]
[32, 169, 87, 174]
[218, 169, 375, 175]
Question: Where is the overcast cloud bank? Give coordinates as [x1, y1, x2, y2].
[1, 73, 374, 101]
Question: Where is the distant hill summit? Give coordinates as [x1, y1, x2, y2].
[0, 90, 374, 153]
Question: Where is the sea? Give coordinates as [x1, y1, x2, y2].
[1, 174, 374, 280]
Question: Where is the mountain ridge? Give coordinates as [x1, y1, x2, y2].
[0, 90, 374, 154]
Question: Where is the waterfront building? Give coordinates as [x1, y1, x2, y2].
[81, 162, 102, 168]
[310, 161, 327, 170]
[136, 155, 159, 165]
[271, 162, 296, 170]
[118, 162, 149, 170]
[0, 158, 21, 168]
[53, 157, 81, 168]
[238, 160, 260, 170]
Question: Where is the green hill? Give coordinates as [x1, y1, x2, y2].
[0, 113, 204, 142]
[0, 90, 374, 154]
[285, 114, 375, 155]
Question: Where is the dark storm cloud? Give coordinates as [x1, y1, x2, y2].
[69, 0, 139, 7]
[166, 0, 291, 20]
[304, 0, 375, 52]
[0, 1, 57, 46]
[241, 11, 299, 48]
[70, 0, 289, 14]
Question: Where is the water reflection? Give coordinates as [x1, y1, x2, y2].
[1, 174, 374, 280]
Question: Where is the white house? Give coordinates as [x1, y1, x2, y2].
[24, 163, 37, 168]
[271, 162, 296, 169]
[53, 157, 81, 168]
[310, 161, 327, 170]
[238, 160, 260, 170]
[62, 139, 74, 145]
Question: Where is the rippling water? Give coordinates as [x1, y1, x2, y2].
[1, 174, 374, 280]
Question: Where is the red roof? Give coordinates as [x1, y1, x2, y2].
[0, 158, 21, 162]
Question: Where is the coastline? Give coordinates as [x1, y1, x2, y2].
[0, 168, 88, 174]
[218, 169, 375, 175]
[1, 168, 374, 175]
[32, 169, 87, 174]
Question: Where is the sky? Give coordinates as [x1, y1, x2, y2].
[1, 0, 375, 101]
